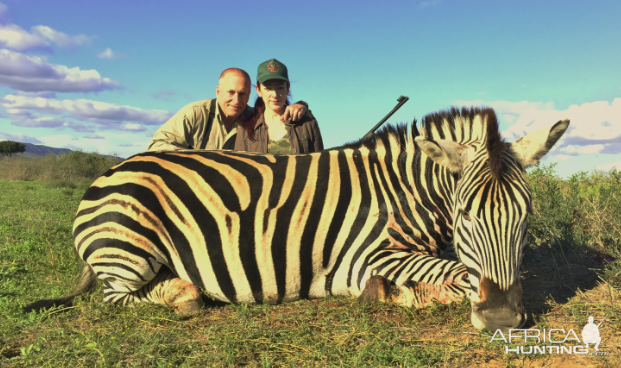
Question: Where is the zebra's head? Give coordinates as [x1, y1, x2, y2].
[415, 108, 570, 332]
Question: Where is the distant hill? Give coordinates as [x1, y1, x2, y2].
[19, 143, 72, 157]
[16, 143, 124, 160]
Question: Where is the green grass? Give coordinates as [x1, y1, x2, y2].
[1, 165, 621, 367]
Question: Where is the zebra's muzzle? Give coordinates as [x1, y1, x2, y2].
[470, 277, 526, 333]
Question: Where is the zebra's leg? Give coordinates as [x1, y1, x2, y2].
[358, 274, 469, 307]
[390, 278, 469, 308]
[358, 249, 470, 308]
[103, 270, 203, 314]
[358, 273, 391, 304]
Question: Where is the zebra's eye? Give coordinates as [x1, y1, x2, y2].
[462, 212, 471, 222]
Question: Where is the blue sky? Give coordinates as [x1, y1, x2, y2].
[0, 0, 619, 177]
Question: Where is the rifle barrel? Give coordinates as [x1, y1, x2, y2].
[363, 96, 409, 139]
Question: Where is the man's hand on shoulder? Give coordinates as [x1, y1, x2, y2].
[282, 103, 307, 123]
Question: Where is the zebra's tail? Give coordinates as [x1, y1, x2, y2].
[23, 261, 98, 313]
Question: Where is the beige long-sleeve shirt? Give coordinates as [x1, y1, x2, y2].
[147, 98, 253, 151]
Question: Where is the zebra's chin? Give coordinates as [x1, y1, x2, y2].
[469, 277, 527, 333]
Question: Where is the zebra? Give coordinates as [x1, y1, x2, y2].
[24, 107, 569, 332]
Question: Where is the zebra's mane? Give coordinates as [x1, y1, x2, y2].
[338, 106, 507, 179]
[336, 122, 412, 151]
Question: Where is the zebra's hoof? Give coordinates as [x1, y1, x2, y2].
[358, 275, 390, 304]
[171, 299, 204, 315]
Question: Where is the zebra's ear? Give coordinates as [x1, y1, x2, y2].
[415, 136, 475, 173]
[510, 119, 570, 169]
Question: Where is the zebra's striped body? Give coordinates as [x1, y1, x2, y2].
[75, 130, 468, 307]
[28, 107, 569, 331]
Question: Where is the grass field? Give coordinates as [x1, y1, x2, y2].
[1, 164, 621, 367]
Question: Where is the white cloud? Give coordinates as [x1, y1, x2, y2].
[31, 25, 91, 50]
[10, 114, 70, 128]
[97, 48, 126, 60]
[7, 111, 95, 132]
[0, 131, 43, 144]
[0, 23, 49, 51]
[1, 94, 174, 133]
[12, 91, 57, 98]
[35, 134, 80, 151]
[419, 0, 441, 9]
[118, 122, 145, 131]
[559, 144, 605, 155]
[0, 49, 121, 92]
[453, 98, 621, 157]
[0, 3, 91, 52]
[596, 161, 621, 171]
[0, 23, 91, 52]
[4, 107, 30, 115]
[37, 133, 150, 158]
[153, 88, 176, 101]
[83, 134, 104, 139]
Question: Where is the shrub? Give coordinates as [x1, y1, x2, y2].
[526, 163, 621, 257]
[44, 179, 77, 189]
[0, 150, 121, 182]
[61, 188, 75, 196]
[53, 150, 121, 180]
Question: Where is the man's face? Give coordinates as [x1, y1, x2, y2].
[216, 73, 251, 120]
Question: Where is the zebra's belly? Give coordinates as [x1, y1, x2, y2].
[198, 265, 335, 304]
[191, 235, 379, 304]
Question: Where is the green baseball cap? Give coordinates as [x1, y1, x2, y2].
[256, 58, 289, 84]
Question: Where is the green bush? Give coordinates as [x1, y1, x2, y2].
[53, 150, 121, 180]
[526, 163, 621, 257]
[0, 150, 121, 182]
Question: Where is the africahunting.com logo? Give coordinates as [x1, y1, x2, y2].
[490, 315, 609, 356]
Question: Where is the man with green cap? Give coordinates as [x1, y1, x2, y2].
[236, 59, 323, 154]
[147, 67, 309, 151]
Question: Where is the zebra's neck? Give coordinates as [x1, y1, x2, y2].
[343, 136, 459, 252]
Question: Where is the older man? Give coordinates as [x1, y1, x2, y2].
[148, 68, 308, 151]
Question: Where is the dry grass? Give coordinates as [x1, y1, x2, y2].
[3, 282, 619, 367]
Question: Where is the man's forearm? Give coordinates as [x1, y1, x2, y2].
[147, 139, 186, 151]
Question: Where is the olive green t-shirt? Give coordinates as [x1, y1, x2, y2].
[268, 136, 292, 154]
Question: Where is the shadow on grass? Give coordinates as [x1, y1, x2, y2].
[201, 294, 229, 308]
[520, 240, 616, 327]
